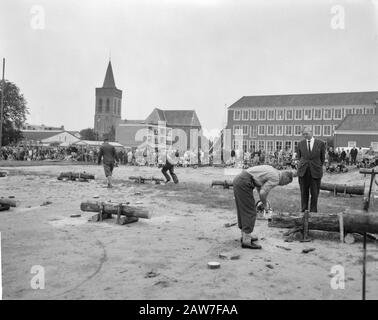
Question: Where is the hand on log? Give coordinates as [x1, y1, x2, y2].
[80, 201, 151, 219]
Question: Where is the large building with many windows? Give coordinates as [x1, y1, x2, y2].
[226, 91, 378, 153]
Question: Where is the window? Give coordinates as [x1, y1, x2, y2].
[258, 140, 265, 151]
[242, 125, 249, 135]
[259, 109, 266, 120]
[304, 109, 312, 120]
[294, 141, 299, 152]
[276, 125, 283, 136]
[285, 125, 292, 136]
[313, 125, 321, 137]
[250, 109, 257, 120]
[267, 125, 274, 136]
[355, 108, 363, 115]
[294, 125, 302, 136]
[324, 109, 332, 120]
[348, 141, 357, 148]
[323, 125, 331, 136]
[106, 98, 110, 112]
[267, 140, 274, 152]
[366, 108, 375, 114]
[242, 110, 249, 120]
[233, 125, 242, 135]
[258, 125, 265, 136]
[98, 98, 103, 113]
[233, 110, 241, 120]
[294, 109, 302, 120]
[267, 109, 275, 120]
[232, 140, 242, 151]
[333, 125, 337, 133]
[314, 108, 322, 120]
[334, 108, 342, 120]
[243, 140, 248, 152]
[371, 142, 378, 152]
[344, 108, 353, 116]
[250, 125, 257, 138]
[249, 140, 257, 152]
[286, 109, 293, 120]
[285, 141, 292, 151]
[276, 140, 283, 151]
[276, 109, 284, 120]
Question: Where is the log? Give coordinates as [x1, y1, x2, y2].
[269, 211, 378, 234]
[320, 183, 364, 195]
[0, 204, 10, 211]
[58, 172, 95, 180]
[0, 172, 7, 177]
[211, 180, 233, 188]
[80, 201, 151, 219]
[0, 198, 17, 207]
[129, 176, 164, 184]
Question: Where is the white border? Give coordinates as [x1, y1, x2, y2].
[0, 232, 2, 300]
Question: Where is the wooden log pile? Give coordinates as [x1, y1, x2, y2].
[129, 176, 164, 184]
[211, 180, 233, 189]
[268, 211, 378, 235]
[0, 197, 17, 211]
[58, 172, 95, 182]
[320, 183, 364, 196]
[80, 200, 151, 225]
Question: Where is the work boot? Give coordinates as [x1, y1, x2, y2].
[240, 231, 258, 243]
[241, 232, 262, 249]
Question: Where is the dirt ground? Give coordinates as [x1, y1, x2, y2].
[1, 162, 378, 300]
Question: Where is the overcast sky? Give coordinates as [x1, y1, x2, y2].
[1, 0, 378, 134]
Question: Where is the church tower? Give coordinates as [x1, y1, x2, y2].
[94, 61, 123, 140]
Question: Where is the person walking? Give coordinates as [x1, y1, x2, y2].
[97, 138, 119, 188]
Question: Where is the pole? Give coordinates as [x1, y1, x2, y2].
[0, 58, 5, 148]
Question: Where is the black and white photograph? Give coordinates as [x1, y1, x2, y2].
[1, 0, 378, 305]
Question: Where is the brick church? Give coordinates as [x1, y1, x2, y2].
[94, 61, 122, 140]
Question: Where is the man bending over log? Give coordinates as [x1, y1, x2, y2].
[98, 138, 119, 188]
[233, 165, 295, 249]
[161, 149, 180, 184]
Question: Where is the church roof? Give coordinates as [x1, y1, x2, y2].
[103, 61, 116, 88]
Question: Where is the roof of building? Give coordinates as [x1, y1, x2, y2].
[103, 61, 116, 88]
[20, 130, 64, 141]
[121, 119, 146, 125]
[228, 91, 378, 108]
[145, 108, 202, 127]
[335, 115, 378, 131]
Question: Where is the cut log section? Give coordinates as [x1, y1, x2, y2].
[268, 211, 378, 234]
[0, 204, 10, 211]
[58, 172, 95, 181]
[320, 183, 364, 195]
[129, 176, 164, 184]
[211, 180, 233, 189]
[0, 171, 7, 177]
[0, 198, 17, 207]
[80, 201, 151, 219]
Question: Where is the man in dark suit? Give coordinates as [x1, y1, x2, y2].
[350, 147, 358, 165]
[296, 127, 326, 212]
[98, 138, 119, 188]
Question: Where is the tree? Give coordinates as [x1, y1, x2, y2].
[79, 128, 97, 140]
[0, 80, 29, 146]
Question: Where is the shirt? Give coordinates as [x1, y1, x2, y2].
[246, 165, 280, 198]
[307, 137, 315, 152]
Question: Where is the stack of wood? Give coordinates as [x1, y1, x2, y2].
[0, 198, 17, 211]
[80, 200, 151, 225]
[58, 172, 95, 182]
[320, 183, 364, 196]
[129, 176, 164, 184]
[268, 211, 378, 240]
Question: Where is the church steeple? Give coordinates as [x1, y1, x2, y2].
[103, 60, 116, 88]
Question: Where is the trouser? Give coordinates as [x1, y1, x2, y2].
[103, 162, 114, 177]
[162, 162, 178, 183]
[233, 170, 256, 234]
[351, 156, 356, 165]
[298, 167, 321, 213]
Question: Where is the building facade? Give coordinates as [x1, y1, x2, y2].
[334, 115, 378, 150]
[94, 61, 122, 139]
[227, 92, 378, 153]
